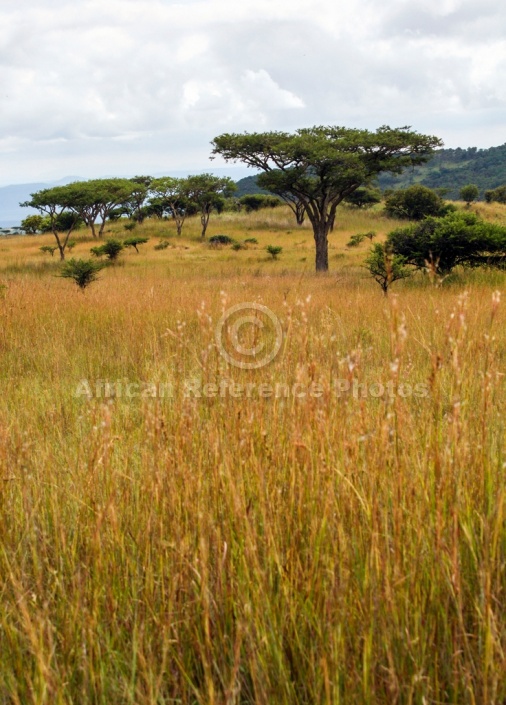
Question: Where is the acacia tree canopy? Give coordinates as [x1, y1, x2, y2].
[21, 185, 83, 260]
[149, 177, 193, 236]
[211, 125, 442, 271]
[185, 174, 236, 237]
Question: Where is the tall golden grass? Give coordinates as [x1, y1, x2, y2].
[0, 204, 505, 703]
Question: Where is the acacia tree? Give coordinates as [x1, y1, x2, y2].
[21, 185, 83, 260]
[88, 179, 140, 236]
[126, 177, 152, 222]
[58, 179, 142, 238]
[149, 177, 192, 236]
[185, 174, 236, 237]
[212, 126, 442, 272]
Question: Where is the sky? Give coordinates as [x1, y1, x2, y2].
[1, 0, 505, 186]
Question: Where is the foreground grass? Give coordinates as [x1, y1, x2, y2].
[0, 206, 505, 704]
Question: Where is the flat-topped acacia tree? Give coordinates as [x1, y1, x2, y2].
[211, 125, 442, 272]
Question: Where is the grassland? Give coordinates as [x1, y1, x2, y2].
[0, 203, 505, 704]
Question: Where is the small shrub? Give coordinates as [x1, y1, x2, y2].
[266, 245, 282, 259]
[124, 236, 149, 253]
[346, 234, 365, 248]
[123, 222, 137, 231]
[244, 238, 258, 245]
[59, 258, 105, 290]
[154, 240, 170, 251]
[231, 242, 245, 251]
[364, 243, 411, 295]
[209, 235, 234, 247]
[90, 238, 124, 261]
[40, 245, 58, 257]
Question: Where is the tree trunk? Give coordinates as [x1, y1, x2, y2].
[313, 222, 329, 272]
[201, 212, 210, 238]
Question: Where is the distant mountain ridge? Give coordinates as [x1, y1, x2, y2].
[235, 144, 506, 201]
[0, 177, 80, 227]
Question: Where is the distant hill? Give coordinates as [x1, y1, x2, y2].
[378, 144, 506, 198]
[234, 145, 506, 201]
[0, 177, 82, 227]
[234, 175, 271, 198]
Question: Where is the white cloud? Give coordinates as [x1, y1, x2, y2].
[0, 0, 505, 184]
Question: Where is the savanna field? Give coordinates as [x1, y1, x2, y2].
[1, 203, 506, 704]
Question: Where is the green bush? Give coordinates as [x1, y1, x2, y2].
[90, 238, 124, 261]
[387, 211, 506, 274]
[266, 245, 282, 259]
[460, 184, 479, 205]
[384, 185, 451, 220]
[21, 215, 44, 234]
[364, 243, 411, 295]
[124, 236, 149, 253]
[209, 235, 234, 247]
[59, 258, 105, 290]
[40, 245, 58, 257]
[484, 185, 506, 204]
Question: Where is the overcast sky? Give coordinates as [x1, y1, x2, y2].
[1, 0, 505, 185]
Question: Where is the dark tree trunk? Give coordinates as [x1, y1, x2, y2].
[201, 211, 210, 238]
[314, 222, 329, 272]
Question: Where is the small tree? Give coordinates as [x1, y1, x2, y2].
[484, 185, 506, 204]
[460, 184, 479, 206]
[59, 258, 104, 290]
[344, 186, 382, 209]
[21, 185, 83, 260]
[384, 185, 450, 220]
[149, 177, 193, 236]
[185, 174, 236, 238]
[40, 245, 57, 257]
[266, 245, 282, 259]
[365, 243, 411, 295]
[90, 238, 124, 261]
[124, 236, 149, 253]
[21, 215, 44, 234]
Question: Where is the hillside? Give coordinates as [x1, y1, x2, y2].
[236, 144, 506, 200]
[378, 143, 506, 198]
[234, 174, 269, 197]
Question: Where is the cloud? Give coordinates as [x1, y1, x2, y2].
[0, 0, 505, 184]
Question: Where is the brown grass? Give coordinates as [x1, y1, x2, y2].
[0, 204, 505, 704]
